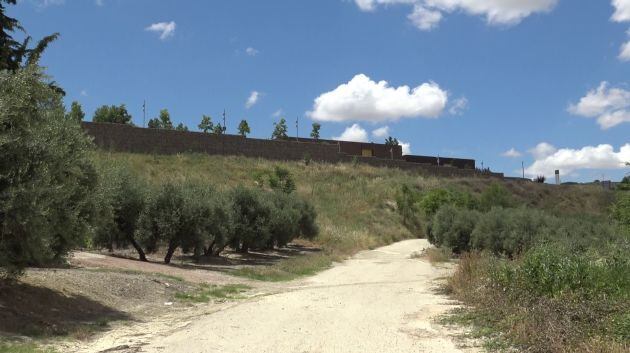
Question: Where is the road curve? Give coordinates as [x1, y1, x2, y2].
[142, 239, 477, 353]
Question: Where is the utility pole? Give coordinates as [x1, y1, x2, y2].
[296, 116, 299, 142]
[142, 100, 146, 128]
[222, 109, 227, 133]
[522, 161, 525, 179]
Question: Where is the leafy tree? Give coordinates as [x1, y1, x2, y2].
[534, 175, 546, 183]
[272, 118, 288, 139]
[175, 122, 188, 132]
[93, 104, 133, 125]
[385, 136, 399, 146]
[147, 109, 173, 129]
[228, 187, 272, 253]
[198, 115, 214, 133]
[0, 66, 97, 278]
[479, 183, 514, 211]
[238, 119, 250, 137]
[310, 123, 321, 140]
[65, 101, 85, 122]
[212, 122, 225, 135]
[0, 0, 61, 85]
[92, 162, 148, 261]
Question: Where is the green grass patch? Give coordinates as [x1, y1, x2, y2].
[0, 343, 57, 353]
[175, 284, 251, 302]
[231, 253, 333, 282]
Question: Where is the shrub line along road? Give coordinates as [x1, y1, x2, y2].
[79, 240, 478, 353]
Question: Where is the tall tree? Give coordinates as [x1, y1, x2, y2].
[0, 0, 63, 93]
[1, 66, 97, 278]
[93, 104, 133, 125]
[147, 109, 173, 129]
[310, 122, 321, 140]
[385, 136, 399, 146]
[66, 101, 85, 122]
[272, 118, 288, 140]
[238, 119, 250, 137]
[198, 115, 214, 133]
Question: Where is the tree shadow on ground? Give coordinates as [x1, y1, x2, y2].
[0, 281, 130, 338]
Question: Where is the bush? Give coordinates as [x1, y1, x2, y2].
[419, 188, 477, 216]
[0, 67, 97, 278]
[430, 205, 479, 253]
[470, 207, 550, 257]
[479, 183, 514, 211]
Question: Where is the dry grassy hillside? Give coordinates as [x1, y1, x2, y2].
[95, 152, 614, 257]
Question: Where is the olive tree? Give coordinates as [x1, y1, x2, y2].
[0, 66, 97, 278]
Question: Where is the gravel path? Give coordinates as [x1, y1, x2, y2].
[135, 239, 478, 353]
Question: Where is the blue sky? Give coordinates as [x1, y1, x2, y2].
[10, 0, 630, 181]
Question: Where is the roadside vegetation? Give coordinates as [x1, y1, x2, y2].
[397, 180, 630, 352]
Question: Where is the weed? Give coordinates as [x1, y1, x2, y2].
[175, 284, 251, 302]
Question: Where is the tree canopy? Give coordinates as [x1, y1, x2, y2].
[310, 123, 321, 140]
[66, 101, 85, 122]
[238, 119, 250, 137]
[93, 104, 133, 125]
[272, 118, 288, 140]
[198, 115, 214, 133]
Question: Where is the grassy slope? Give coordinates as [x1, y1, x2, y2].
[95, 152, 613, 258]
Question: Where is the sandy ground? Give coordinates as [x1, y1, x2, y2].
[72, 239, 478, 353]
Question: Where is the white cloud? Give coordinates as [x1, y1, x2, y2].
[529, 142, 557, 160]
[245, 47, 259, 56]
[620, 40, 630, 61]
[334, 124, 369, 142]
[80, 90, 88, 97]
[525, 143, 630, 177]
[308, 74, 448, 123]
[245, 91, 260, 109]
[145, 21, 176, 40]
[612, 0, 630, 22]
[568, 82, 630, 129]
[354, 0, 557, 29]
[449, 96, 468, 115]
[95, 0, 104, 6]
[408, 5, 442, 30]
[272, 109, 284, 118]
[502, 148, 522, 158]
[372, 126, 390, 138]
[400, 141, 412, 155]
[33, 0, 64, 8]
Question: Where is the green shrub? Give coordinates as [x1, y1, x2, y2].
[612, 192, 630, 232]
[479, 183, 514, 211]
[430, 205, 479, 253]
[419, 188, 477, 216]
[0, 67, 97, 278]
[470, 207, 550, 257]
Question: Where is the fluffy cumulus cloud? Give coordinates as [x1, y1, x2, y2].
[400, 141, 412, 155]
[529, 142, 557, 160]
[525, 143, 630, 177]
[620, 40, 630, 61]
[334, 124, 369, 142]
[612, 0, 630, 22]
[408, 5, 443, 30]
[354, 0, 557, 30]
[502, 148, 522, 158]
[145, 21, 176, 40]
[245, 91, 260, 109]
[372, 126, 390, 138]
[568, 82, 630, 129]
[308, 74, 448, 123]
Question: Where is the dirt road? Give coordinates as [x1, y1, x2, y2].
[131, 239, 476, 353]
